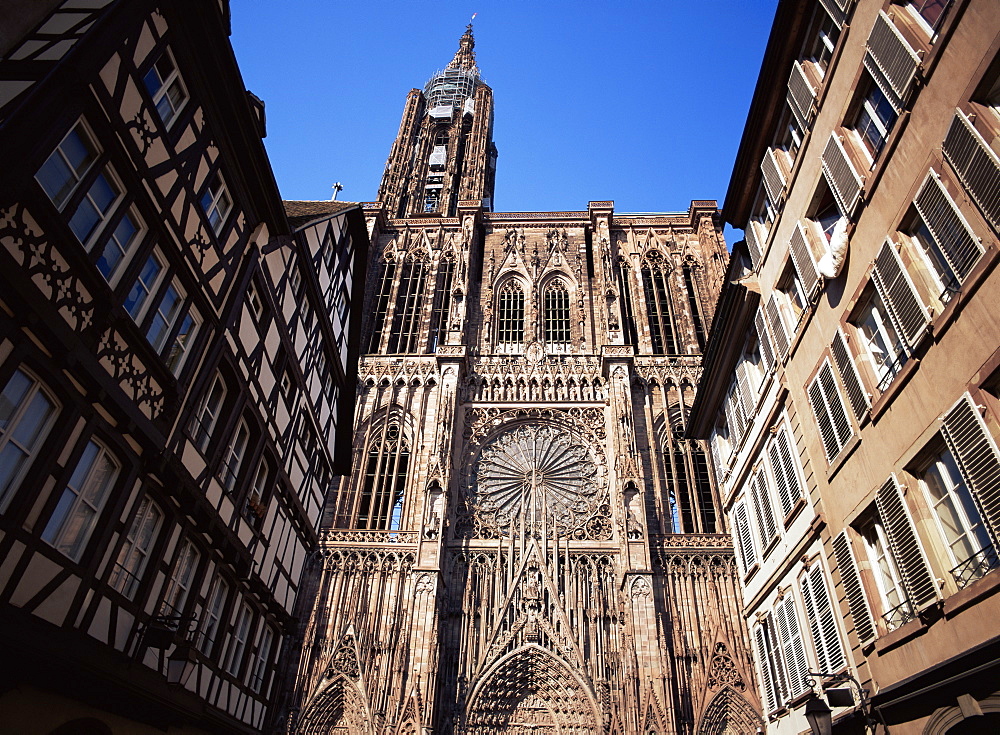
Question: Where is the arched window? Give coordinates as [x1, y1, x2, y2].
[543, 279, 571, 352]
[495, 280, 525, 352]
[683, 262, 706, 350]
[428, 255, 454, 352]
[641, 252, 678, 354]
[616, 260, 638, 346]
[366, 259, 396, 353]
[387, 256, 427, 353]
[358, 422, 409, 530]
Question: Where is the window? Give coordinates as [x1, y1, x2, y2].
[161, 539, 200, 616]
[683, 265, 706, 350]
[0, 369, 58, 510]
[749, 469, 778, 550]
[733, 501, 758, 576]
[428, 257, 454, 352]
[358, 421, 409, 530]
[859, 516, 910, 629]
[41, 439, 119, 561]
[245, 457, 269, 524]
[807, 360, 853, 462]
[852, 76, 898, 158]
[754, 598, 810, 712]
[250, 626, 275, 692]
[248, 282, 264, 322]
[803, 7, 841, 77]
[543, 279, 571, 352]
[225, 602, 253, 676]
[387, 258, 427, 353]
[200, 171, 232, 234]
[109, 495, 163, 599]
[146, 279, 187, 350]
[124, 253, 165, 321]
[367, 260, 396, 353]
[495, 280, 525, 353]
[197, 576, 229, 654]
[775, 261, 806, 330]
[127, 262, 200, 374]
[767, 422, 805, 518]
[809, 185, 843, 243]
[36, 120, 142, 282]
[191, 372, 226, 452]
[906, 0, 952, 33]
[220, 419, 250, 492]
[641, 252, 678, 355]
[799, 564, 847, 673]
[854, 289, 906, 391]
[143, 48, 188, 128]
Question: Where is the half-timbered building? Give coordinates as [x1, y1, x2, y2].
[0, 1, 367, 733]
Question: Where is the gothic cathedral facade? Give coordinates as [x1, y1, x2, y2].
[288, 26, 761, 735]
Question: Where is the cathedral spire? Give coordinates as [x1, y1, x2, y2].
[446, 23, 477, 72]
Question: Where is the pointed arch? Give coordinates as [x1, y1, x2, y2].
[542, 276, 571, 353]
[428, 251, 455, 352]
[697, 686, 760, 735]
[641, 249, 678, 355]
[464, 644, 601, 734]
[366, 256, 397, 353]
[387, 252, 428, 353]
[495, 277, 525, 353]
[297, 675, 372, 735]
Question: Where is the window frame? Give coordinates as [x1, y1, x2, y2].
[160, 538, 201, 617]
[108, 494, 164, 599]
[191, 372, 227, 453]
[200, 171, 233, 235]
[142, 47, 190, 130]
[0, 368, 59, 511]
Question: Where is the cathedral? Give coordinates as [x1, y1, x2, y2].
[288, 25, 761, 735]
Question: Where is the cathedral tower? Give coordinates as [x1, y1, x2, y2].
[287, 24, 761, 735]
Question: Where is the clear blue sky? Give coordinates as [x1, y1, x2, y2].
[230, 1, 778, 240]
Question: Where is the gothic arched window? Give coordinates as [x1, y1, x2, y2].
[616, 260, 638, 346]
[495, 280, 525, 353]
[358, 422, 409, 530]
[683, 262, 706, 350]
[387, 256, 427, 353]
[641, 252, 678, 355]
[428, 255, 455, 353]
[366, 258, 396, 353]
[543, 279, 571, 352]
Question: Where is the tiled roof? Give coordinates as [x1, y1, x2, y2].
[283, 200, 357, 229]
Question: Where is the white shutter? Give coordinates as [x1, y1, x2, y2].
[831, 329, 869, 422]
[755, 624, 779, 712]
[808, 361, 853, 462]
[709, 429, 726, 487]
[914, 170, 983, 283]
[755, 310, 775, 374]
[787, 61, 817, 129]
[875, 476, 939, 608]
[745, 219, 764, 270]
[942, 393, 1000, 546]
[750, 469, 778, 546]
[801, 564, 847, 673]
[765, 295, 790, 360]
[818, 0, 850, 26]
[734, 501, 757, 573]
[832, 530, 876, 644]
[768, 425, 804, 517]
[822, 132, 864, 216]
[863, 10, 921, 109]
[761, 148, 787, 207]
[775, 595, 811, 698]
[789, 221, 820, 297]
[942, 110, 1000, 230]
[872, 239, 930, 349]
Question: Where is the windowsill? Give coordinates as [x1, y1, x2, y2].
[826, 433, 861, 480]
[869, 352, 923, 421]
[873, 612, 930, 653]
[944, 566, 1000, 617]
[782, 496, 807, 529]
[742, 562, 760, 585]
[762, 535, 781, 559]
[931, 244, 1000, 340]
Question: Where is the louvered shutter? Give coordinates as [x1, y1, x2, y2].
[832, 531, 876, 643]
[775, 596, 811, 698]
[735, 359, 757, 414]
[914, 171, 985, 283]
[789, 221, 820, 297]
[709, 430, 725, 487]
[754, 625, 779, 712]
[723, 392, 744, 449]
[942, 110, 1000, 230]
[822, 133, 864, 216]
[734, 502, 757, 573]
[872, 240, 930, 349]
[769, 425, 803, 517]
[809, 361, 853, 462]
[745, 220, 764, 270]
[818, 0, 849, 26]
[876, 476, 938, 608]
[761, 148, 787, 206]
[863, 11, 921, 109]
[942, 393, 1000, 546]
[801, 564, 847, 672]
[751, 470, 778, 545]
[831, 329, 869, 422]
[766, 296, 790, 360]
[787, 61, 817, 129]
[756, 310, 775, 373]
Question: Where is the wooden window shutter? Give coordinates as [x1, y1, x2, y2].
[942, 393, 1000, 546]
[750, 469, 779, 545]
[769, 425, 804, 517]
[801, 564, 847, 673]
[735, 359, 756, 416]
[761, 148, 787, 206]
[831, 329, 869, 422]
[754, 624, 779, 712]
[872, 239, 930, 349]
[765, 295, 790, 360]
[723, 393, 743, 450]
[746, 220, 764, 270]
[734, 501, 757, 573]
[832, 530, 876, 644]
[808, 361, 853, 462]
[863, 10, 921, 109]
[709, 431, 725, 487]
[942, 110, 1000, 231]
[787, 61, 817, 129]
[875, 475, 939, 608]
[756, 310, 775, 373]
[914, 171, 984, 283]
[775, 595, 811, 698]
[822, 133, 864, 216]
[789, 221, 820, 297]
[818, 0, 850, 26]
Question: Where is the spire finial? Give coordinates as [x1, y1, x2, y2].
[447, 18, 477, 71]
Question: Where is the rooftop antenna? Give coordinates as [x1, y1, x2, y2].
[331, 182, 343, 201]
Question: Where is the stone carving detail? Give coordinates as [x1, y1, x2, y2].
[414, 572, 435, 594]
[328, 635, 360, 680]
[631, 577, 651, 598]
[322, 529, 419, 545]
[1, 204, 95, 333]
[706, 642, 746, 692]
